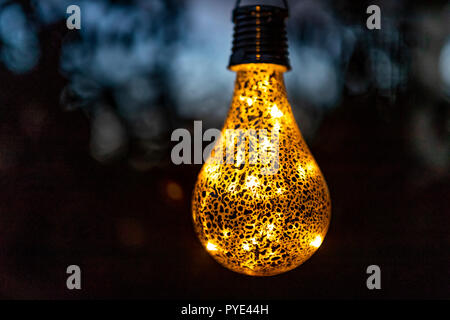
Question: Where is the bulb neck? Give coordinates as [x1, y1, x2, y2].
[227, 63, 294, 129]
[228, 5, 290, 70]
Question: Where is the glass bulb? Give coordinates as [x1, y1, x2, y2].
[192, 63, 331, 276]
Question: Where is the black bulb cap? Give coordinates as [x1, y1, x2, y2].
[228, 5, 290, 70]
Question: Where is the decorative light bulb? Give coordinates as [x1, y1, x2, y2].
[192, 3, 331, 276]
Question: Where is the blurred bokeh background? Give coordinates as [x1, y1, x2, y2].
[0, 0, 448, 299]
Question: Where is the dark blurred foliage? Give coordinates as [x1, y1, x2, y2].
[0, 0, 448, 166]
[0, 0, 448, 299]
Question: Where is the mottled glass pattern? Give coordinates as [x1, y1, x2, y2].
[192, 63, 331, 276]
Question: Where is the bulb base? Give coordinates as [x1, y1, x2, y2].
[228, 5, 290, 70]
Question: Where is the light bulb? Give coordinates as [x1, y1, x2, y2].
[191, 4, 331, 276]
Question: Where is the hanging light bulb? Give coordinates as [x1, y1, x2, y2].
[192, 1, 331, 276]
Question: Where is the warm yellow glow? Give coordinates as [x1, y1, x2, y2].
[245, 175, 259, 189]
[205, 163, 219, 174]
[306, 162, 316, 172]
[270, 104, 283, 118]
[298, 164, 306, 179]
[192, 63, 331, 276]
[310, 235, 323, 248]
[204, 163, 220, 181]
[166, 181, 183, 201]
[206, 242, 218, 251]
[227, 182, 237, 193]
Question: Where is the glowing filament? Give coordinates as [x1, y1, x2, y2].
[207, 242, 218, 251]
[246, 175, 259, 189]
[270, 104, 283, 118]
[310, 235, 323, 248]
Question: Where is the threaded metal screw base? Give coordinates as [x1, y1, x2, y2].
[228, 5, 290, 70]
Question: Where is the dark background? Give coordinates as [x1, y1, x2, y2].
[0, 0, 448, 299]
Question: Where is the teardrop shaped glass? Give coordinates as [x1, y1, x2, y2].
[192, 63, 331, 276]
